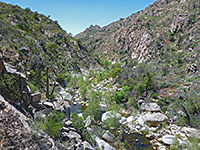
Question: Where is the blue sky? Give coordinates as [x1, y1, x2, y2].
[1, 0, 156, 35]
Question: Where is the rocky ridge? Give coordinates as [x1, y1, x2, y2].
[76, 0, 200, 63]
[0, 2, 96, 74]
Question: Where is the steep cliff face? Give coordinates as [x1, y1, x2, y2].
[76, 0, 200, 63]
[0, 2, 96, 74]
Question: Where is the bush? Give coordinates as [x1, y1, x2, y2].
[109, 67, 121, 78]
[78, 76, 88, 99]
[112, 86, 130, 103]
[102, 111, 121, 130]
[45, 42, 59, 55]
[42, 110, 65, 140]
[56, 73, 65, 83]
[83, 90, 100, 119]
[64, 72, 72, 82]
[68, 76, 78, 88]
[71, 113, 92, 142]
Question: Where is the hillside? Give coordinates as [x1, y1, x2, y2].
[76, 0, 200, 63]
[0, 2, 96, 74]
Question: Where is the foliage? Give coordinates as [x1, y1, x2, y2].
[161, 89, 200, 128]
[42, 110, 65, 140]
[78, 76, 88, 99]
[45, 42, 59, 55]
[71, 113, 92, 142]
[28, 82, 38, 92]
[68, 76, 78, 88]
[171, 135, 200, 150]
[109, 67, 122, 78]
[112, 86, 130, 103]
[64, 72, 72, 82]
[83, 90, 100, 119]
[56, 73, 65, 83]
[102, 111, 121, 130]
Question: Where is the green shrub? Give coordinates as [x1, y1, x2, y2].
[45, 42, 59, 55]
[42, 110, 65, 140]
[64, 72, 72, 82]
[78, 76, 88, 99]
[68, 76, 78, 88]
[83, 101, 100, 119]
[83, 90, 100, 119]
[56, 73, 65, 83]
[109, 67, 121, 78]
[28, 82, 38, 92]
[152, 93, 158, 99]
[112, 86, 130, 103]
[71, 113, 91, 142]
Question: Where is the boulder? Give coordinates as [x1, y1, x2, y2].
[59, 90, 72, 101]
[85, 116, 92, 127]
[31, 93, 41, 103]
[162, 134, 175, 145]
[181, 127, 200, 139]
[192, 129, 200, 140]
[54, 101, 70, 116]
[101, 111, 122, 122]
[82, 141, 94, 150]
[95, 136, 115, 150]
[4, 63, 26, 79]
[127, 116, 135, 123]
[143, 113, 168, 126]
[140, 103, 161, 112]
[99, 103, 107, 111]
[65, 120, 72, 127]
[62, 131, 81, 139]
[102, 130, 114, 143]
[43, 101, 54, 108]
[138, 99, 144, 105]
[119, 117, 127, 124]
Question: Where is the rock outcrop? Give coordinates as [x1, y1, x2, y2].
[76, 0, 200, 64]
[0, 95, 58, 150]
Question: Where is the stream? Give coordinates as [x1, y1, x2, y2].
[70, 102, 153, 150]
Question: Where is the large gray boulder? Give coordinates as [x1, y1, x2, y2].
[143, 112, 168, 126]
[101, 111, 122, 122]
[102, 130, 114, 143]
[140, 103, 161, 112]
[162, 134, 175, 145]
[82, 141, 94, 150]
[95, 136, 115, 150]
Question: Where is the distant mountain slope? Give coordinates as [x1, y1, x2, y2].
[0, 2, 96, 74]
[76, 0, 200, 63]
